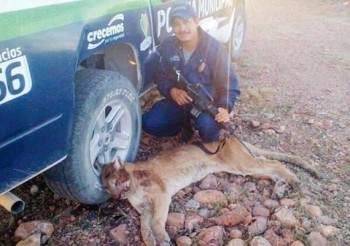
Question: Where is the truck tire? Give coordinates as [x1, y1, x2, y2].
[230, 0, 246, 61]
[44, 69, 141, 204]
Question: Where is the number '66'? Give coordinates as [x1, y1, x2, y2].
[0, 61, 25, 102]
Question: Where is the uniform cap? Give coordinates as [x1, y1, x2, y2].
[169, 3, 197, 23]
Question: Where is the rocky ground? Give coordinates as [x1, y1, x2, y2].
[1, 0, 349, 245]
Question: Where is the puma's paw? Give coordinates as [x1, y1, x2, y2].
[142, 233, 157, 246]
[280, 169, 300, 190]
[288, 175, 300, 189]
[156, 233, 172, 246]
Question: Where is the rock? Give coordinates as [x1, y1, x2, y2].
[280, 198, 296, 207]
[248, 217, 268, 235]
[30, 185, 39, 195]
[198, 208, 210, 218]
[299, 197, 311, 207]
[244, 182, 257, 192]
[109, 224, 129, 244]
[176, 236, 192, 246]
[304, 205, 322, 217]
[264, 229, 286, 246]
[183, 187, 193, 194]
[199, 174, 218, 189]
[229, 229, 242, 239]
[274, 125, 286, 134]
[263, 113, 275, 119]
[272, 180, 289, 199]
[262, 187, 272, 198]
[223, 182, 243, 194]
[53, 194, 60, 200]
[220, 207, 230, 215]
[246, 88, 263, 101]
[262, 129, 276, 134]
[307, 232, 327, 246]
[185, 199, 200, 210]
[327, 183, 338, 192]
[314, 121, 324, 127]
[196, 226, 224, 246]
[234, 176, 247, 185]
[306, 118, 315, 125]
[250, 236, 272, 246]
[192, 186, 201, 193]
[260, 122, 272, 130]
[301, 220, 312, 231]
[194, 190, 226, 204]
[281, 229, 295, 244]
[228, 203, 239, 210]
[16, 232, 41, 246]
[141, 136, 152, 145]
[290, 241, 305, 246]
[268, 220, 282, 232]
[167, 225, 178, 237]
[68, 215, 76, 222]
[15, 220, 54, 240]
[316, 216, 336, 225]
[227, 238, 245, 246]
[184, 215, 203, 231]
[263, 199, 279, 211]
[167, 213, 185, 229]
[212, 205, 250, 226]
[242, 198, 256, 208]
[252, 204, 270, 217]
[259, 88, 275, 98]
[251, 120, 261, 128]
[319, 225, 339, 237]
[273, 208, 300, 227]
[161, 141, 174, 150]
[258, 180, 272, 187]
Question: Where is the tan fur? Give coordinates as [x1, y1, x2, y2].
[102, 137, 316, 246]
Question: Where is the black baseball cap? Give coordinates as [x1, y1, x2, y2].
[169, 2, 197, 23]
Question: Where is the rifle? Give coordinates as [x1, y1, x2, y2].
[172, 67, 255, 157]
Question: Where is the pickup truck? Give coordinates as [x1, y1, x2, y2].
[0, 0, 246, 205]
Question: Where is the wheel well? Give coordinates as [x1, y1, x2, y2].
[79, 44, 141, 92]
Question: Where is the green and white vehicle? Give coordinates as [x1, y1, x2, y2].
[0, 0, 246, 208]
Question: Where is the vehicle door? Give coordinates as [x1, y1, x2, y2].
[0, 2, 78, 194]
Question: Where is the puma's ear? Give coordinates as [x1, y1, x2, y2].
[113, 156, 124, 170]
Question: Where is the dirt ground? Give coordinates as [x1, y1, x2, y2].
[1, 0, 349, 245]
[234, 0, 350, 242]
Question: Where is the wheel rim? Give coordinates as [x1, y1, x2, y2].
[232, 11, 245, 55]
[89, 100, 132, 175]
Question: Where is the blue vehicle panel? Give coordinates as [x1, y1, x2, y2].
[0, 24, 79, 193]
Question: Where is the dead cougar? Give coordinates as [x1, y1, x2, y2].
[102, 137, 318, 246]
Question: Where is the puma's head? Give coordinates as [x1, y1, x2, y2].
[101, 158, 131, 199]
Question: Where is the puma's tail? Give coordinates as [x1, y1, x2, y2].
[243, 142, 322, 179]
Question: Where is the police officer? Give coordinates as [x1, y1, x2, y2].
[142, 2, 240, 142]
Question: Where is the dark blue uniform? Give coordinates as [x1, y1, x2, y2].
[143, 27, 240, 142]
